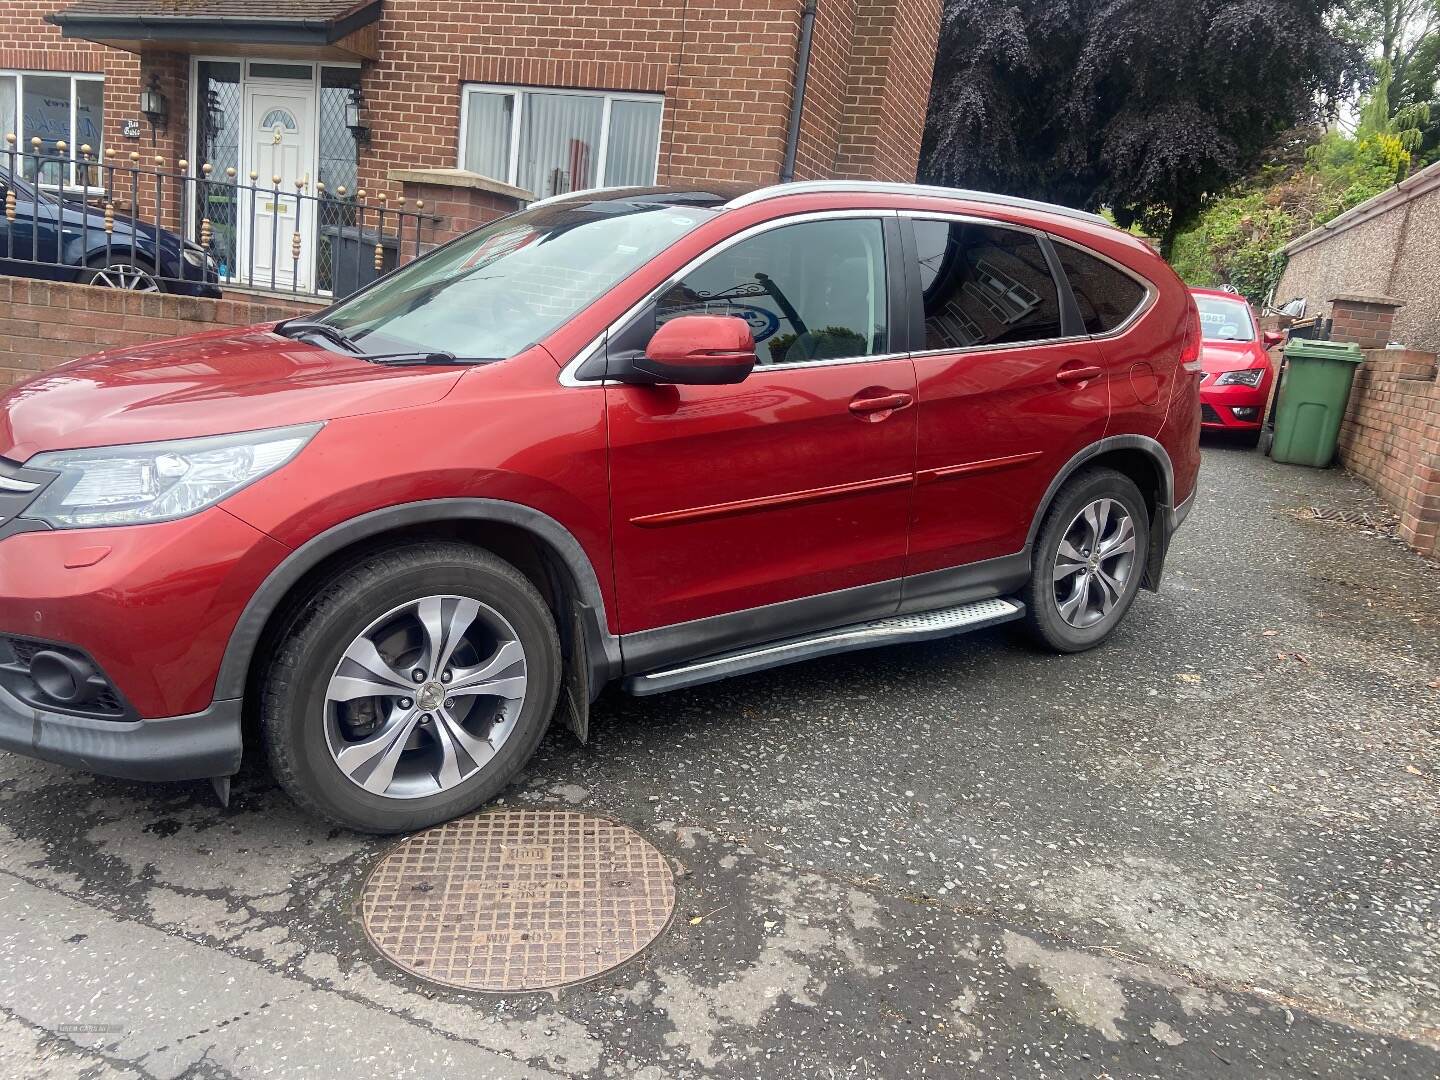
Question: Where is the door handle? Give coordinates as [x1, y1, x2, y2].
[849, 392, 914, 417]
[1055, 364, 1103, 386]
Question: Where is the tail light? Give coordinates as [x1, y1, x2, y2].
[1179, 298, 1203, 372]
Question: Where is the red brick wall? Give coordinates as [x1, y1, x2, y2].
[7, 1, 938, 211]
[834, 0, 940, 181]
[1329, 297, 1402, 351]
[0, 277, 321, 389]
[1338, 348, 1440, 560]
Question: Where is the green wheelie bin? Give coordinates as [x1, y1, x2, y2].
[1269, 338, 1365, 467]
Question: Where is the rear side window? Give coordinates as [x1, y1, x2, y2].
[656, 218, 888, 366]
[911, 220, 1064, 350]
[1055, 244, 1148, 335]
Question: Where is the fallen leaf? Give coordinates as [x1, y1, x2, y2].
[1262, 629, 1279, 637]
[1292, 653, 1310, 665]
[1177, 673, 1202, 683]
[1405, 765, 1423, 776]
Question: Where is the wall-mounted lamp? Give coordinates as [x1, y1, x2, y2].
[345, 87, 371, 146]
[205, 89, 225, 136]
[139, 73, 167, 142]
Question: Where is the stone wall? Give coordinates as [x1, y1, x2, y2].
[1275, 161, 1440, 355]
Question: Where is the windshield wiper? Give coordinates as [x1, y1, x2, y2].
[277, 320, 362, 353]
[363, 350, 479, 366]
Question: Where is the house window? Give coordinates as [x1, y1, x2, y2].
[0, 70, 104, 186]
[460, 85, 663, 199]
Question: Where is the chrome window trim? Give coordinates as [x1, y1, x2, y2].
[558, 208, 901, 387]
[899, 211, 1159, 358]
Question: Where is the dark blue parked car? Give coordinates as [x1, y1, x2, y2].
[0, 166, 220, 297]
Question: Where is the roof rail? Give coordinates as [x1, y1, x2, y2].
[523, 184, 644, 209]
[724, 181, 1110, 227]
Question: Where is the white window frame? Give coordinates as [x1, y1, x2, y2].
[0, 69, 106, 188]
[457, 83, 664, 195]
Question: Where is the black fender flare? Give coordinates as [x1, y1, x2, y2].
[1024, 435, 1177, 590]
[211, 498, 621, 704]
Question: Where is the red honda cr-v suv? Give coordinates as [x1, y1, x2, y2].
[0, 182, 1202, 832]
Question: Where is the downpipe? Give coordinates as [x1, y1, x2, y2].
[780, 0, 819, 183]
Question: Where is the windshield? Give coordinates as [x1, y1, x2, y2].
[1194, 294, 1255, 343]
[316, 198, 719, 358]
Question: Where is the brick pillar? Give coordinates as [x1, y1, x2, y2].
[1329, 294, 1404, 349]
[388, 168, 530, 255]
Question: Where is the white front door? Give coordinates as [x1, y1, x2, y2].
[241, 84, 316, 291]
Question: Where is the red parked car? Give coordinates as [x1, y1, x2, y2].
[0, 182, 1202, 832]
[1191, 287, 1281, 441]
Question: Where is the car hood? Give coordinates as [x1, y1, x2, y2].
[1200, 340, 1265, 373]
[0, 326, 465, 462]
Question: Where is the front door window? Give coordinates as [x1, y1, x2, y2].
[656, 218, 889, 366]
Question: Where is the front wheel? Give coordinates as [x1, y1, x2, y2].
[260, 543, 560, 833]
[1021, 467, 1150, 653]
[82, 255, 163, 292]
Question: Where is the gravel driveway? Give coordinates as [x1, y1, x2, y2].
[1, 440, 1436, 1079]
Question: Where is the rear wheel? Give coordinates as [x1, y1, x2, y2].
[1021, 467, 1150, 653]
[261, 543, 560, 833]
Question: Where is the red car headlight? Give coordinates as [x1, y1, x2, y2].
[1214, 368, 1265, 388]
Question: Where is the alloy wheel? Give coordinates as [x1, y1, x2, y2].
[90, 264, 161, 291]
[324, 594, 528, 799]
[1052, 498, 1138, 629]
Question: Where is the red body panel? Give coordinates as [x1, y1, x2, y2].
[605, 360, 917, 632]
[0, 509, 288, 717]
[0, 186, 1202, 731]
[908, 338, 1109, 573]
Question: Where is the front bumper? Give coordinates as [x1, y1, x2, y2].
[1200, 383, 1268, 430]
[0, 687, 241, 780]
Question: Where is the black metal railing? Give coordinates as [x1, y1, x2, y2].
[1, 134, 438, 301]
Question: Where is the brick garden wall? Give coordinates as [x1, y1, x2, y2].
[0, 278, 322, 389]
[1338, 348, 1440, 560]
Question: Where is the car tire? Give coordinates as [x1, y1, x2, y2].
[81, 253, 164, 293]
[1021, 467, 1150, 654]
[260, 542, 561, 834]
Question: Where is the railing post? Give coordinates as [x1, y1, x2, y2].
[30, 137, 42, 264]
[3, 134, 14, 261]
[153, 154, 165, 288]
[54, 140, 67, 269]
[103, 147, 116, 271]
[292, 176, 306, 294]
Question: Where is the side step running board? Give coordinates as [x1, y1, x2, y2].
[623, 597, 1025, 697]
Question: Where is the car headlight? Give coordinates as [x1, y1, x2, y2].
[182, 247, 212, 270]
[21, 424, 321, 529]
[1214, 368, 1265, 387]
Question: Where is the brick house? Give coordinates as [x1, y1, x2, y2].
[2, 0, 940, 292]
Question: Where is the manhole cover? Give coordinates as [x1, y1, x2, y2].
[360, 809, 675, 992]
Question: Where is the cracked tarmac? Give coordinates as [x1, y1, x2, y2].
[1, 441, 1437, 1078]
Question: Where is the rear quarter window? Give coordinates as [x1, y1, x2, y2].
[1055, 243, 1148, 335]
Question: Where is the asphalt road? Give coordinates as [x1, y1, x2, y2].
[1, 440, 1437, 1079]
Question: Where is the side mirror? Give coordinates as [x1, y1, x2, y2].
[616, 315, 757, 386]
[1262, 330, 1285, 349]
